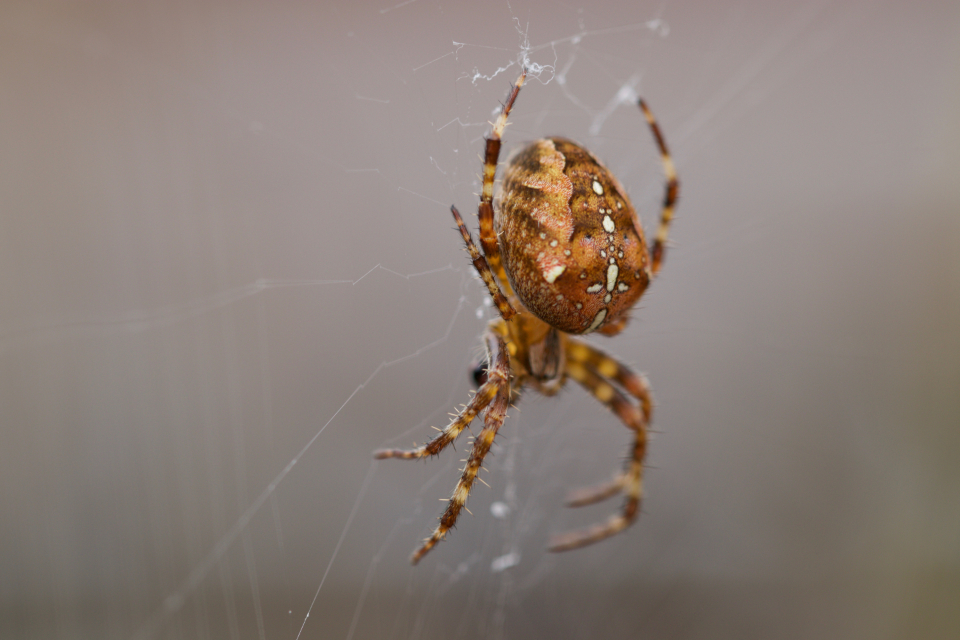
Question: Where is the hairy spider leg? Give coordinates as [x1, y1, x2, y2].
[547, 343, 650, 552]
[372, 380, 498, 461]
[477, 69, 526, 300]
[566, 340, 652, 420]
[449, 70, 527, 322]
[559, 340, 653, 508]
[410, 330, 511, 564]
[451, 205, 515, 321]
[638, 98, 680, 276]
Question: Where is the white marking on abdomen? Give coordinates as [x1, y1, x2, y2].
[586, 308, 607, 332]
[543, 264, 566, 283]
[606, 264, 619, 291]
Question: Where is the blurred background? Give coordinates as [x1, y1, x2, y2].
[2, 1, 958, 638]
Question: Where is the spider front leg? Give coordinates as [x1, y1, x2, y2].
[372, 379, 497, 461]
[410, 329, 511, 564]
[548, 340, 652, 552]
[374, 329, 512, 564]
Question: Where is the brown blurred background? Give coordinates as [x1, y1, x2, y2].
[2, 1, 958, 638]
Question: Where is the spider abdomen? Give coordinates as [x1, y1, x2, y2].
[496, 138, 651, 335]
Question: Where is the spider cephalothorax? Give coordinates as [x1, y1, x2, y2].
[375, 68, 679, 564]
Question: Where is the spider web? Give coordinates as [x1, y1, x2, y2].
[3, 1, 960, 639]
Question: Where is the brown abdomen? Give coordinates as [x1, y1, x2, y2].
[495, 138, 651, 335]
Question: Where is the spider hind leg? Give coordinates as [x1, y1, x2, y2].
[450, 68, 527, 324]
[638, 98, 680, 277]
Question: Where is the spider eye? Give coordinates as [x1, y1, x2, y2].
[471, 360, 489, 387]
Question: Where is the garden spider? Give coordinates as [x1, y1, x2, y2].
[374, 68, 679, 564]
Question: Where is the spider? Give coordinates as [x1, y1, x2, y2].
[374, 68, 679, 565]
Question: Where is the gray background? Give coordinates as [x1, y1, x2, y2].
[2, 1, 958, 638]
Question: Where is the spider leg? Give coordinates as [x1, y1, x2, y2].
[450, 69, 526, 322]
[372, 380, 497, 461]
[451, 205, 515, 321]
[564, 475, 626, 508]
[411, 329, 511, 564]
[547, 346, 650, 552]
[566, 340, 652, 421]
[373, 323, 514, 461]
[477, 70, 526, 298]
[638, 98, 679, 277]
